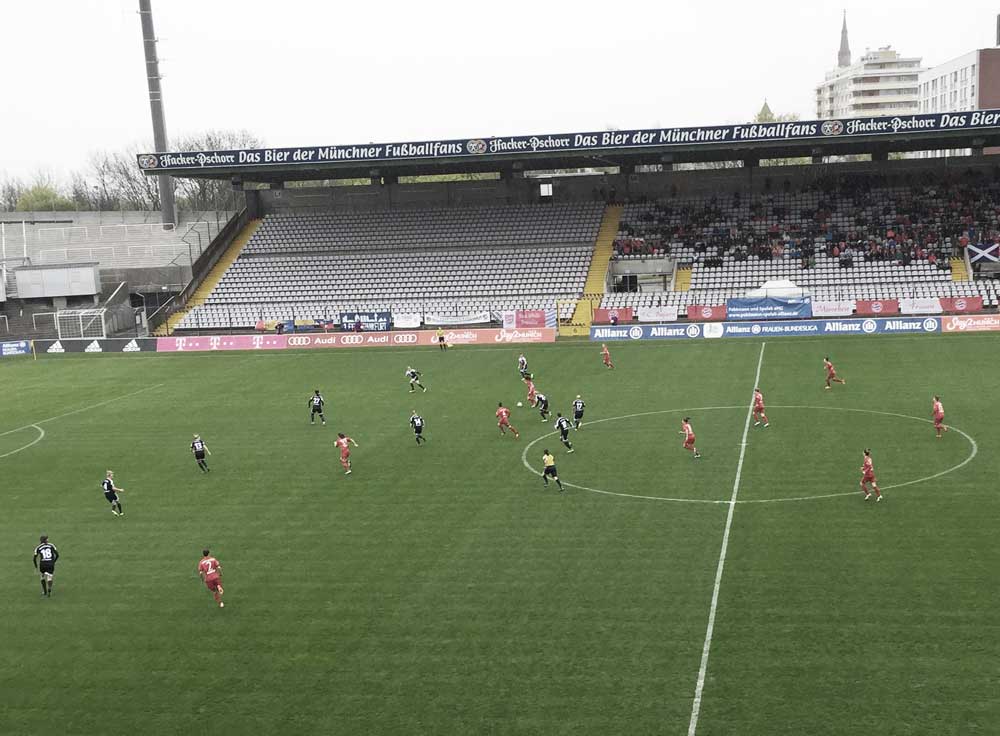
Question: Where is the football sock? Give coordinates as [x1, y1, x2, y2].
[40, 579, 46, 595]
[556, 479, 563, 489]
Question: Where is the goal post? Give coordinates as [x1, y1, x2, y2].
[56, 309, 107, 340]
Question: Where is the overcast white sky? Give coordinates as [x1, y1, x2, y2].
[1, 0, 997, 180]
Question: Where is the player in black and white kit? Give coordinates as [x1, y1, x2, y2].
[409, 410, 427, 445]
[572, 395, 586, 430]
[102, 470, 125, 517]
[536, 392, 550, 421]
[191, 434, 211, 473]
[405, 367, 427, 393]
[554, 414, 575, 452]
[518, 353, 529, 379]
[308, 390, 327, 425]
[33, 535, 59, 597]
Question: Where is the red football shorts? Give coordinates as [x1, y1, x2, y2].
[684, 436, 696, 448]
[827, 371, 836, 379]
[205, 577, 222, 592]
[934, 415, 944, 426]
[340, 450, 350, 460]
[498, 419, 510, 427]
[862, 473, 876, 484]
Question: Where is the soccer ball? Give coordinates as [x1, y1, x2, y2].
[516, 401, 523, 407]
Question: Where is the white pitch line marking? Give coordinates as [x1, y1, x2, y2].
[0, 384, 165, 460]
[687, 341, 766, 736]
[520, 406, 747, 504]
[520, 405, 977, 505]
[0, 425, 45, 459]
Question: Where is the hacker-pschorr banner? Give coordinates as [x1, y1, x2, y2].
[137, 110, 1000, 171]
[34, 338, 159, 354]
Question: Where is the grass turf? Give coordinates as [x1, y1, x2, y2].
[0, 335, 997, 735]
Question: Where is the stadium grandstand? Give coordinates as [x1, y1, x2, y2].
[6, 109, 1000, 340]
[0, 209, 237, 337]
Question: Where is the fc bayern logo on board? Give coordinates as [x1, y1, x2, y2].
[821, 120, 844, 136]
[138, 154, 159, 169]
[466, 139, 487, 154]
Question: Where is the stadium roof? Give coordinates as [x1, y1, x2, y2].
[137, 110, 1000, 183]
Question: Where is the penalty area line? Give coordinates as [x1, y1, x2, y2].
[687, 341, 766, 736]
[0, 385, 165, 458]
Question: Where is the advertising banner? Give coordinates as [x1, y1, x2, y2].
[0, 340, 32, 357]
[812, 300, 856, 317]
[424, 312, 491, 326]
[899, 297, 942, 314]
[941, 314, 1000, 332]
[138, 109, 1000, 172]
[285, 328, 556, 348]
[856, 299, 900, 316]
[637, 305, 680, 322]
[35, 338, 159, 354]
[592, 324, 702, 340]
[340, 311, 391, 331]
[687, 304, 727, 321]
[593, 308, 634, 324]
[513, 309, 548, 328]
[392, 313, 422, 329]
[726, 296, 812, 320]
[157, 335, 288, 352]
[591, 317, 940, 341]
[939, 296, 983, 313]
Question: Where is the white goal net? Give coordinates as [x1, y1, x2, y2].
[56, 309, 107, 340]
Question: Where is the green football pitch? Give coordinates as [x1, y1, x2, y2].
[1, 335, 997, 735]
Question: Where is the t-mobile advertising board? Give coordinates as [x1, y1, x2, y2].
[154, 328, 556, 352]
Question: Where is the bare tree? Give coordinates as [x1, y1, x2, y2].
[171, 130, 262, 212]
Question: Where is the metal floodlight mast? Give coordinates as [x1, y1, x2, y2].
[138, 0, 177, 226]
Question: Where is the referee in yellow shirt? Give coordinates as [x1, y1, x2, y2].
[542, 450, 564, 492]
[436, 327, 447, 350]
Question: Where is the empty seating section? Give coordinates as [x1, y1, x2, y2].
[178, 203, 604, 329]
[244, 203, 602, 254]
[602, 179, 1000, 313]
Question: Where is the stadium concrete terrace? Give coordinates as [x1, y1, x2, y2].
[138, 110, 1000, 184]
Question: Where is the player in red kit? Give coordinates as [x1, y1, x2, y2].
[752, 388, 769, 427]
[496, 402, 520, 439]
[601, 343, 615, 369]
[823, 356, 845, 390]
[932, 395, 947, 438]
[523, 377, 537, 407]
[679, 417, 700, 458]
[860, 448, 882, 501]
[197, 549, 225, 608]
[335, 433, 359, 474]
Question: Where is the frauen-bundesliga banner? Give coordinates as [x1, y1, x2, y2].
[501, 310, 553, 329]
[0, 340, 32, 357]
[726, 296, 812, 320]
[138, 110, 1000, 172]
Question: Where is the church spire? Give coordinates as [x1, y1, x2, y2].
[838, 10, 851, 67]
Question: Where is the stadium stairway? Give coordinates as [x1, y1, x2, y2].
[564, 204, 622, 335]
[674, 264, 692, 291]
[154, 219, 261, 336]
[951, 256, 970, 282]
